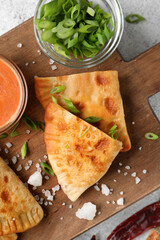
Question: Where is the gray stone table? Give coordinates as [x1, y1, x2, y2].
[0, 0, 159, 239]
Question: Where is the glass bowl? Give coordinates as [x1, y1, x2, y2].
[0, 55, 28, 134]
[34, 0, 124, 69]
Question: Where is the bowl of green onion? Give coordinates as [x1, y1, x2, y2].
[34, 0, 124, 68]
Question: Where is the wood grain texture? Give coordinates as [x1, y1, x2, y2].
[0, 18, 160, 240]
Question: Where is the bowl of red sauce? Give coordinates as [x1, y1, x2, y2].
[0, 55, 28, 134]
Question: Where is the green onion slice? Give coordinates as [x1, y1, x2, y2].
[22, 114, 37, 130]
[10, 123, 23, 137]
[108, 124, 119, 140]
[40, 162, 54, 175]
[62, 96, 80, 113]
[87, 6, 95, 17]
[36, 121, 45, 132]
[78, 126, 90, 138]
[65, 144, 70, 149]
[84, 116, 101, 123]
[125, 14, 145, 24]
[52, 96, 58, 104]
[145, 132, 159, 140]
[0, 133, 8, 139]
[21, 142, 28, 159]
[50, 85, 66, 94]
[155, 227, 160, 235]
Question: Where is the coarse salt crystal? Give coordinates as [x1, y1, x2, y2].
[28, 160, 33, 166]
[60, 217, 64, 220]
[131, 172, 136, 177]
[132, 121, 135, 125]
[33, 186, 37, 190]
[124, 172, 128, 176]
[4, 148, 9, 154]
[25, 62, 29, 66]
[26, 130, 31, 134]
[62, 202, 66, 206]
[106, 201, 110, 204]
[69, 205, 73, 209]
[44, 176, 50, 180]
[49, 59, 55, 65]
[52, 185, 60, 194]
[44, 201, 48, 206]
[37, 50, 41, 55]
[17, 43, 22, 48]
[51, 65, 57, 71]
[28, 171, 42, 187]
[125, 166, 131, 170]
[36, 163, 41, 172]
[98, 211, 101, 215]
[34, 195, 40, 201]
[112, 201, 115, 204]
[113, 179, 117, 182]
[76, 202, 97, 220]
[139, 147, 142, 151]
[6, 142, 12, 148]
[120, 191, 124, 195]
[42, 171, 45, 176]
[135, 177, 141, 184]
[117, 198, 124, 206]
[11, 156, 17, 164]
[12, 218, 15, 221]
[117, 169, 121, 173]
[17, 154, 20, 158]
[44, 155, 47, 159]
[101, 184, 110, 196]
[49, 202, 53, 205]
[143, 169, 147, 174]
[47, 195, 54, 201]
[25, 165, 30, 171]
[32, 61, 36, 64]
[16, 164, 22, 171]
[94, 185, 100, 191]
[119, 162, 122, 166]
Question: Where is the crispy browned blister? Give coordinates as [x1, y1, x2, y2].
[146, 230, 160, 240]
[0, 234, 18, 240]
[45, 102, 122, 201]
[35, 71, 131, 152]
[0, 157, 44, 236]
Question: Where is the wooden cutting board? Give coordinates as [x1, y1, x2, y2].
[0, 18, 160, 240]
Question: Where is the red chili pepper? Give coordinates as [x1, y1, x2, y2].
[107, 201, 160, 240]
[90, 235, 96, 240]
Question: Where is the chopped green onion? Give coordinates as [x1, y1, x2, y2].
[84, 116, 101, 123]
[52, 96, 58, 104]
[40, 162, 54, 175]
[108, 124, 119, 140]
[10, 123, 22, 137]
[50, 85, 66, 94]
[21, 142, 28, 159]
[62, 96, 80, 113]
[22, 114, 37, 130]
[0, 133, 8, 139]
[87, 7, 95, 17]
[78, 126, 90, 138]
[65, 144, 70, 149]
[125, 14, 145, 24]
[36, 121, 45, 132]
[145, 132, 159, 140]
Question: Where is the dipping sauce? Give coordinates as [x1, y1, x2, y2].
[0, 55, 28, 132]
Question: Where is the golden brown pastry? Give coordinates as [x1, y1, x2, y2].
[0, 157, 44, 236]
[35, 71, 131, 151]
[45, 102, 122, 201]
[0, 234, 18, 240]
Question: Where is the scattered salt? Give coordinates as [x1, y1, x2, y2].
[119, 162, 122, 166]
[37, 50, 42, 55]
[69, 205, 73, 209]
[25, 165, 30, 171]
[124, 172, 128, 176]
[106, 201, 110, 204]
[17, 43, 22, 48]
[33, 186, 37, 191]
[17, 154, 20, 158]
[12, 218, 15, 221]
[36, 163, 42, 172]
[49, 202, 53, 205]
[49, 59, 55, 65]
[117, 198, 124, 206]
[143, 169, 147, 174]
[112, 201, 115, 204]
[117, 169, 121, 173]
[26, 129, 31, 134]
[34, 195, 40, 201]
[120, 191, 124, 195]
[125, 166, 131, 170]
[16, 165, 22, 171]
[60, 217, 64, 220]
[51, 65, 57, 71]
[131, 172, 136, 177]
[11, 156, 17, 164]
[98, 211, 101, 215]
[28, 171, 42, 187]
[32, 61, 36, 64]
[101, 184, 110, 196]
[6, 142, 12, 148]
[76, 202, 97, 220]
[62, 202, 66, 206]
[139, 146, 142, 151]
[44, 155, 48, 159]
[113, 179, 117, 182]
[94, 185, 100, 191]
[132, 121, 135, 125]
[4, 148, 9, 154]
[25, 62, 29, 66]
[52, 185, 60, 195]
[44, 176, 50, 180]
[28, 160, 33, 166]
[44, 201, 48, 206]
[135, 177, 141, 184]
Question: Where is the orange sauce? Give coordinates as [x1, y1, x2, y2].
[0, 59, 21, 129]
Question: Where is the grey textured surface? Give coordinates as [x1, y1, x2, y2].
[148, 92, 160, 123]
[0, 1, 159, 240]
